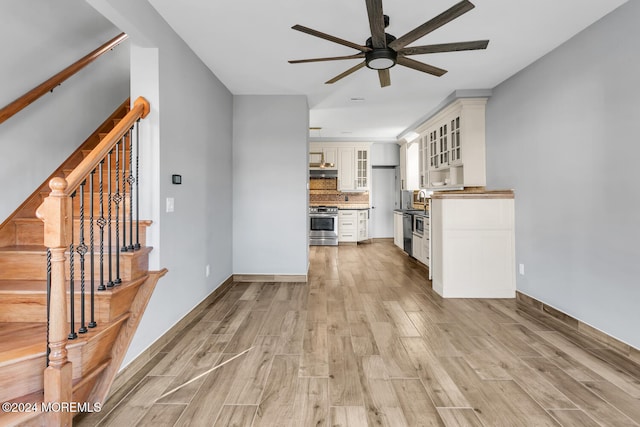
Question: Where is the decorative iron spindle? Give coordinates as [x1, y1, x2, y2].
[46, 248, 51, 366]
[77, 181, 88, 334]
[107, 150, 114, 288]
[121, 131, 128, 253]
[68, 191, 77, 340]
[89, 170, 97, 328]
[98, 160, 106, 291]
[113, 139, 122, 285]
[135, 120, 141, 250]
[128, 126, 135, 251]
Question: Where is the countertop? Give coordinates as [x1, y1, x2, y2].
[394, 209, 429, 218]
[431, 189, 514, 199]
[309, 204, 370, 209]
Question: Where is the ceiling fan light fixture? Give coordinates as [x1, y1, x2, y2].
[365, 49, 397, 70]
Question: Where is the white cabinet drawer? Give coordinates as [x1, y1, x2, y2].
[339, 232, 357, 242]
[339, 220, 356, 230]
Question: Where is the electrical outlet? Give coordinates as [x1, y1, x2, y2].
[205, 264, 210, 278]
[166, 197, 174, 213]
[519, 263, 525, 276]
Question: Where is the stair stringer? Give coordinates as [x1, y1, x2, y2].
[85, 268, 168, 405]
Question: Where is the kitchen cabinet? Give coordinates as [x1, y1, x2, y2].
[309, 143, 370, 191]
[412, 232, 423, 262]
[431, 191, 515, 298]
[338, 145, 369, 192]
[415, 97, 488, 190]
[358, 210, 369, 242]
[399, 141, 419, 191]
[423, 215, 431, 279]
[338, 209, 357, 242]
[339, 209, 368, 243]
[393, 211, 403, 248]
[309, 143, 337, 169]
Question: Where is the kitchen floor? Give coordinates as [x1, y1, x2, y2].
[77, 242, 640, 426]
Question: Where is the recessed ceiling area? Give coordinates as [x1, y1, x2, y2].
[148, 0, 627, 140]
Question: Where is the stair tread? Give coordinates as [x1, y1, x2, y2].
[0, 389, 44, 425]
[0, 245, 152, 254]
[0, 315, 129, 366]
[12, 217, 153, 225]
[0, 322, 47, 365]
[0, 275, 148, 293]
[0, 245, 46, 253]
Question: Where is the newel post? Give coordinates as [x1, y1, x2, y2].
[37, 177, 73, 426]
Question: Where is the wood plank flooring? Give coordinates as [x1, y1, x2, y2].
[76, 242, 640, 426]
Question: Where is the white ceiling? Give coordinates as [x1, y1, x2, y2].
[148, 0, 626, 140]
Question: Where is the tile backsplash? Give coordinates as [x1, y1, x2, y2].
[310, 192, 369, 205]
[309, 178, 369, 206]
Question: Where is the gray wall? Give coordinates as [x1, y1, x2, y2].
[233, 95, 309, 276]
[0, 0, 129, 222]
[89, 0, 234, 366]
[486, 1, 640, 348]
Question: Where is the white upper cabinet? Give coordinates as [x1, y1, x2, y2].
[311, 143, 370, 192]
[339, 146, 369, 191]
[415, 97, 488, 190]
[309, 143, 338, 169]
[338, 147, 356, 191]
[399, 140, 419, 191]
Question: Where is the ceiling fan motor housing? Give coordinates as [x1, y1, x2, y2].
[365, 34, 398, 70]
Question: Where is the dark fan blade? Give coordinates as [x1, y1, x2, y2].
[397, 56, 447, 77]
[365, 0, 386, 48]
[378, 69, 391, 87]
[292, 25, 371, 52]
[389, 0, 475, 50]
[400, 40, 489, 56]
[326, 61, 367, 84]
[289, 53, 365, 64]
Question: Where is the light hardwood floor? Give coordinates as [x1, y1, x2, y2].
[76, 242, 640, 426]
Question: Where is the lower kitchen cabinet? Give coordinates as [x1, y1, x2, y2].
[339, 209, 369, 243]
[393, 212, 404, 248]
[412, 232, 423, 262]
[431, 191, 515, 298]
[358, 210, 369, 241]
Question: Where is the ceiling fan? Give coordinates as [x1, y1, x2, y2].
[289, 0, 489, 88]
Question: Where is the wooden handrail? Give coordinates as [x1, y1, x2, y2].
[36, 95, 150, 424]
[63, 96, 149, 195]
[0, 32, 128, 125]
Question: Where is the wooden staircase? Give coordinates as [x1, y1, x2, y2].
[0, 98, 165, 426]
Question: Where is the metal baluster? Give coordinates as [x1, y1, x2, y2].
[128, 126, 134, 251]
[134, 120, 141, 250]
[113, 139, 122, 285]
[121, 131, 128, 253]
[46, 248, 51, 366]
[68, 191, 77, 340]
[78, 182, 88, 334]
[107, 150, 114, 288]
[98, 160, 106, 291]
[89, 170, 97, 327]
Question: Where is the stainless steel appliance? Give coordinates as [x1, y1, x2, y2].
[401, 190, 414, 210]
[403, 213, 413, 256]
[309, 206, 338, 246]
[414, 215, 425, 237]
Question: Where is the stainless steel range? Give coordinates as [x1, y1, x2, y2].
[309, 206, 338, 246]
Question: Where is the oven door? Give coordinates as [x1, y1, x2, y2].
[309, 214, 338, 238]
[414, 216, 424, 236]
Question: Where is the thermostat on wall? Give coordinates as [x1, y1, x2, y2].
[172, 174, 182, 185]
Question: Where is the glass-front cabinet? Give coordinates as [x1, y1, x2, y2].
[356, 148, 368, 190]
[415, 97, 487, 190]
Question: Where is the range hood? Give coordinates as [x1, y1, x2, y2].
[309, 152, 335, 169]
[310, 169, 338, 178]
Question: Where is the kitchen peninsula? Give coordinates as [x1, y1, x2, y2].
[431, 189, 515, 298]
